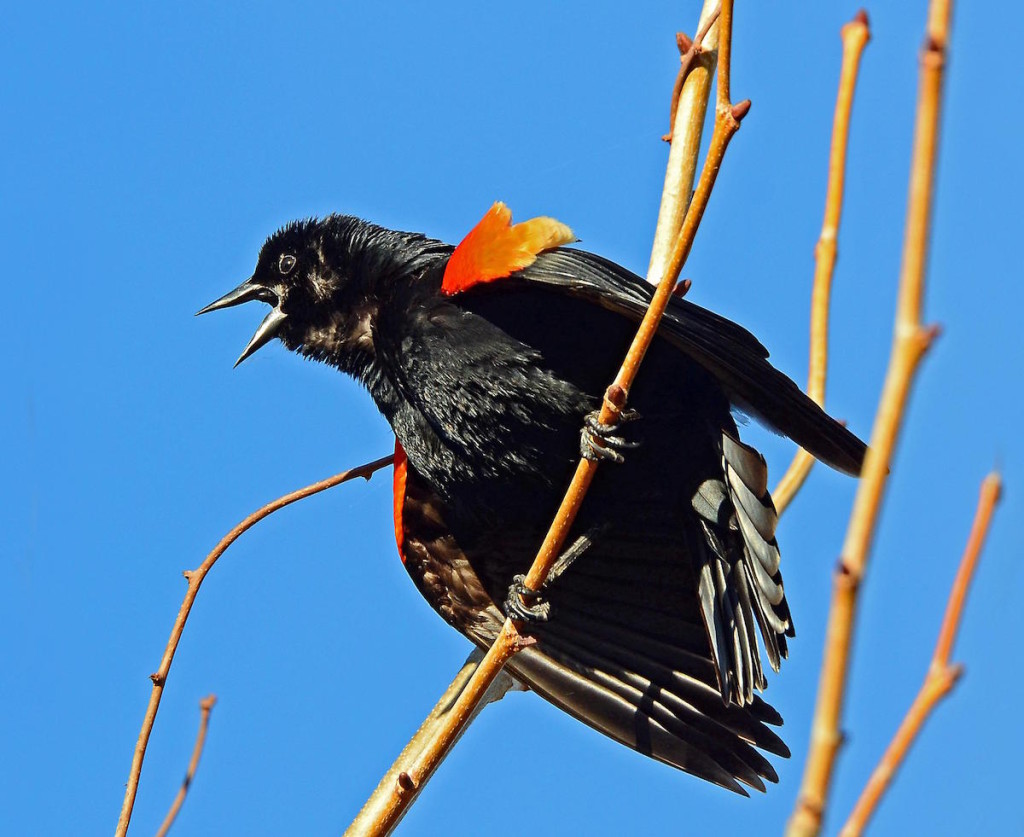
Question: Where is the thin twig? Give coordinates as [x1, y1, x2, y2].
[115, 455, 393, 837]
[347, 3, 747, 834]
[839, 473, 1002, 837]
[154, 694, 218, 837]
[786, 2, 953, 834]
[773, 11, 870, 515]
[648, 0, 721, 284]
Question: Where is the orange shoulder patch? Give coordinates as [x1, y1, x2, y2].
[392, 439, 409, 564]
[441, 202, 575, 295]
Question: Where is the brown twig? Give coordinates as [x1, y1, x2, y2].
[648, 0, 721, 284]
[839, 473, 1002, 837]
[154, 694, 218, 837]
[786, 2, 953, 835]
[347, 3, 747, 834]
[773, 11, 870, 515]
[115, 455, 393, 837]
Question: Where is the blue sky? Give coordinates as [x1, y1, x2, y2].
[2, 3, 1021, 835]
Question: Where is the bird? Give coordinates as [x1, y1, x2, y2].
[198, 202, 866, 794]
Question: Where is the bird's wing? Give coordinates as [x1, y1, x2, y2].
[397, 460, 789, 794]
[471, 247, 867, 475]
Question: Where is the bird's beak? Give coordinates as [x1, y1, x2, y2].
[232, 307, 287, 367]
[196, 280, 288, 367]
[196, 279, 270, 315]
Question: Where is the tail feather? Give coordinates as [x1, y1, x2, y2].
[506, 640, 774, 794]
[532, 616, 790, 756]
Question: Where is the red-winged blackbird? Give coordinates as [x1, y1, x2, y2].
[199, 204, 865, 794]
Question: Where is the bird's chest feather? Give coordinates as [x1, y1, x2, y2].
[367, 295, 593, 530]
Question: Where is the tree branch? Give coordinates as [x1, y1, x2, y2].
[115, 455, 393, 837]
[154, 694, 217, 837]
[348, 2, 749, 833]
[773, 11, 870, 515]
[839, 473, 1002, 837]
[786, 2, 953, 834]
[648, 0, 720, 284]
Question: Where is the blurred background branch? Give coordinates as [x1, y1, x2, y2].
[788, 1, 954, 833]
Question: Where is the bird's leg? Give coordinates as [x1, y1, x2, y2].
[506, 576, 551, 622]
[505, 529, 604, 623]
[580, 408, 641, 464]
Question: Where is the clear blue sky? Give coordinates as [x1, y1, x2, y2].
[2, 3, 1020, 835]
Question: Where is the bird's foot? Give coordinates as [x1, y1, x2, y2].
[506, 575, 550, 623]
[580, 408, 641, 464]
[504, 530, 602, 624]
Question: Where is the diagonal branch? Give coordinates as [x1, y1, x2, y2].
[839, 473, 1002, 837]
[155, 694, 218, 837]
[115, 455, 393, 837]
[786, 2, 953, 834]
[347, 2, 751, 833]
[773, 10, 870, 515]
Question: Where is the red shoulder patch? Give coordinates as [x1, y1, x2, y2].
[392, 438, 409, 564]
[441, 202, 575, 296]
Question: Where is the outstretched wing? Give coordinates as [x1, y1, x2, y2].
[396, 458, 790, 794]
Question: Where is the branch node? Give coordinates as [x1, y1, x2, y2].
[924, 34, 945, 56]
[604, 383, 628, 412]
[673, 278, 693, 297]
[397, 772, 417, 794]
[149, 672, 164, 686]
[835, 558, 860, 591]
[511, 631, 538, 652]
[730, 99, 752, 122]
[676, 31, 693, 54]
[797, 795, 824, 820]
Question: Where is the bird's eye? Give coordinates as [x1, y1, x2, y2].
[279, 253, 297, 275]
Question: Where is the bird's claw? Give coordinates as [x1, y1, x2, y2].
[505, 574, 551, 623]
[504, 531, 601, 623]
[580, 408, 641, 464]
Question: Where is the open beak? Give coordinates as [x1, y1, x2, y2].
[196, 280, 287, 367]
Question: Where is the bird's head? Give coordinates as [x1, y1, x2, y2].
[199, 216, 449, 370]
[197, 218, 348, 366]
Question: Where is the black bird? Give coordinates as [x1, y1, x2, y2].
[199, 203, 865, 794]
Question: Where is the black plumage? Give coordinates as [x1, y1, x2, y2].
[199, 212, 866, 794]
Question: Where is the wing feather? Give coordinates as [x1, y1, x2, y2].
[510, 248, 867, 475]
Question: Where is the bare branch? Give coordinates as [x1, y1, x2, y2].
[155, 694, 217, 837]
[840, 473, 1002, 836]
[774, 11, 870, 515]
[115, 456, 393, 837]
[787, 2, 953, 833]
[348, 2, 748, 833]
